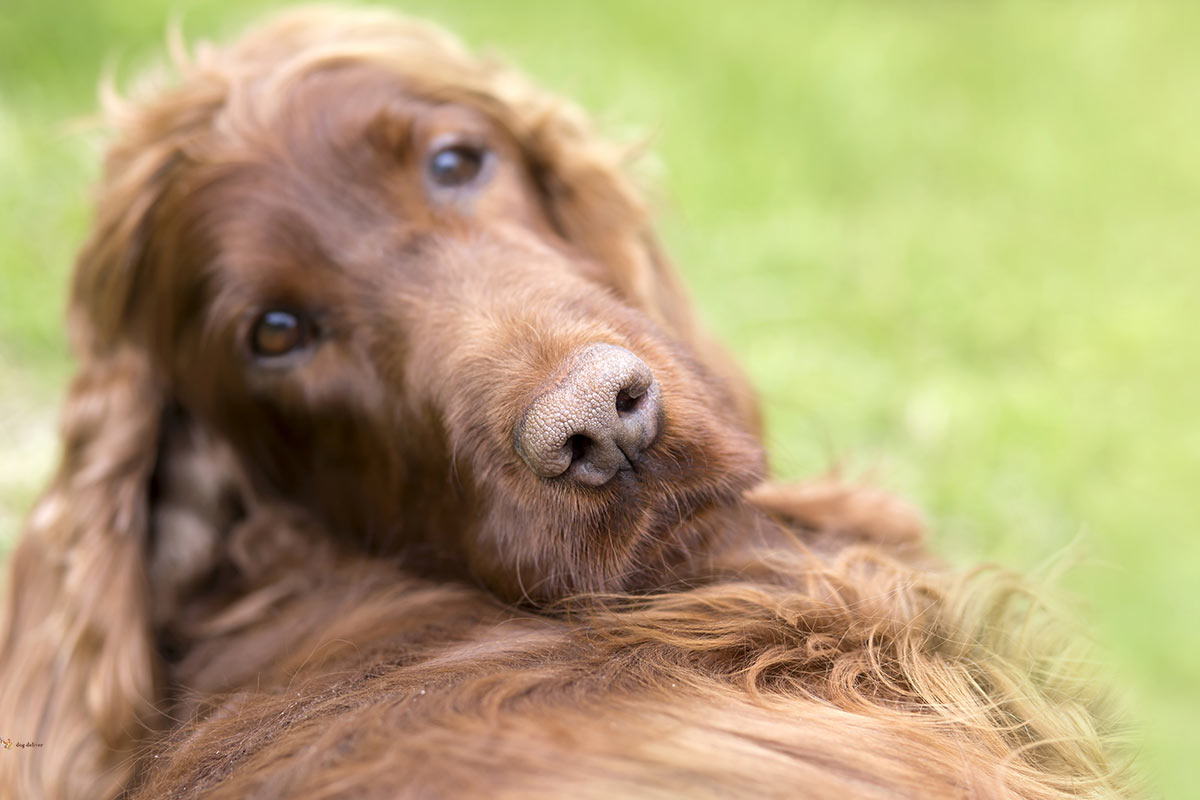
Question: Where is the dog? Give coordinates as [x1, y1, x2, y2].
[0, 7, 1131, 798]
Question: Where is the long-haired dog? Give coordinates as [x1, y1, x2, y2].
[0, 7, 1133, 799]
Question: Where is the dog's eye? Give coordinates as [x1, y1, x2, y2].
[250, 310, 314, 359]
[428, 143, 487, 187]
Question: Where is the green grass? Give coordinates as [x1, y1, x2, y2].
[1, 0, 1195, 794]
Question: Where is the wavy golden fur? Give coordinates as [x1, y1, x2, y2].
[0, 7, 1133, 799]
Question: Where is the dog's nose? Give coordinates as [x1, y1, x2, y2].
[515, 343, 662, 486]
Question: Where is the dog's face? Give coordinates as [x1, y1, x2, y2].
[96, 54, 763, 601]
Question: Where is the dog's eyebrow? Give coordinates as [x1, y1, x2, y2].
[364, 106, 417, 159]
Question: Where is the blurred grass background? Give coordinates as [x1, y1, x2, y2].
[1, 0, 1195, 793]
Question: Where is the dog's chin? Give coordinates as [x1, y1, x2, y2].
[462, 457, 761, 605]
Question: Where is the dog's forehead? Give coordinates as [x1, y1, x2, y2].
[169, 69, 554, 297]
[262, 63, 503, 150]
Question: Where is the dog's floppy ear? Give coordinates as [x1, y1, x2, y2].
[0, 90, 204, 798]
[0, 349, 162, 798]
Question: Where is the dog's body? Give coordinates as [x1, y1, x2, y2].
[0, 8, 1130, 799]
[132, 549, 1104, 800]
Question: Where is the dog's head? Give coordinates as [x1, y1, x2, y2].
[71, 8, 764, 602]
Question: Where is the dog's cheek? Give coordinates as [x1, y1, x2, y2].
[166, 331, 412, 544]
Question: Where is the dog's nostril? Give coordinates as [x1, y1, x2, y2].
[567, 434, 592, 463]
[516, 343, 662, 486]
[614, 388, 641, 416]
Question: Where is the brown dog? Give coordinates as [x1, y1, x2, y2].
[0, 8, 1130, 799]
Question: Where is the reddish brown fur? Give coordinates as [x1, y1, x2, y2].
[0, 8, 1132, 799]
[130, 547, 1121, 800]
